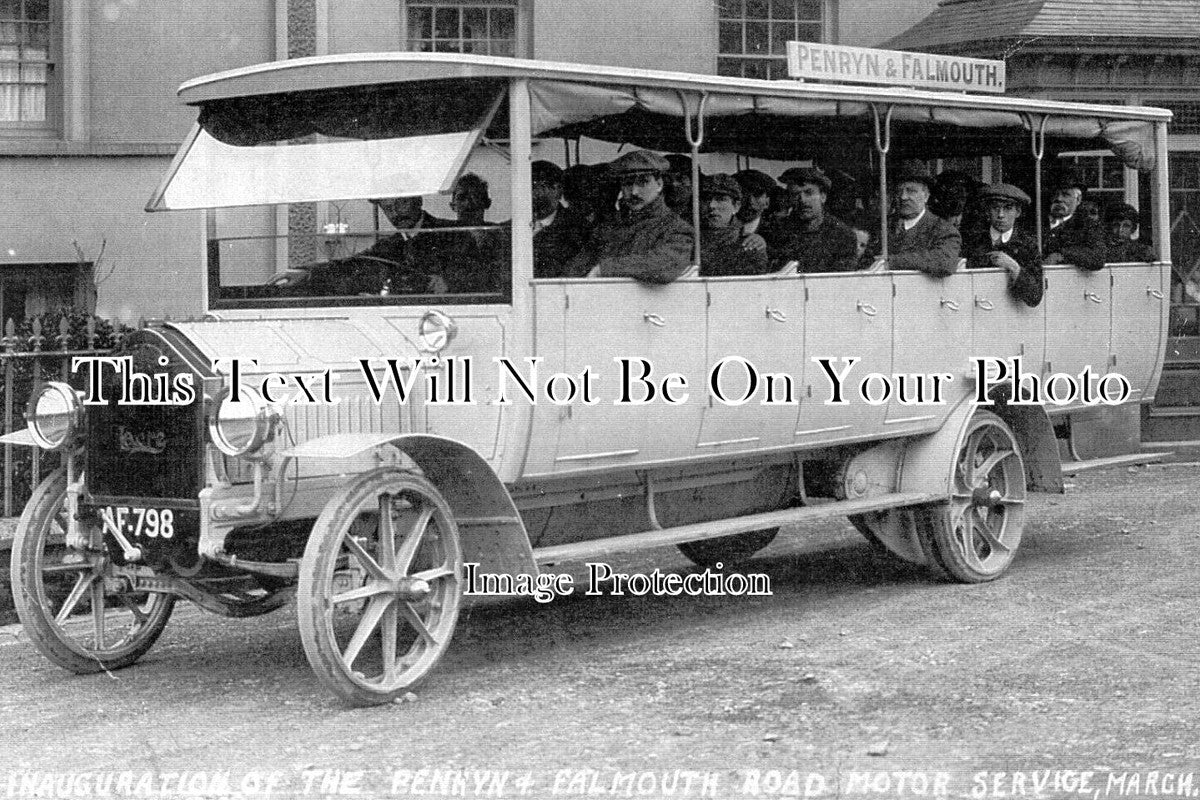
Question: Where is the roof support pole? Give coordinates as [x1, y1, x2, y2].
[870, 104, 893, 261]
[678, 90, 709, 268]
[1026, 114, 1048, 252]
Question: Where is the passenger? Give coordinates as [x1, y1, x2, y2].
[824, 167, 861, 222]
[963, 183, 1043, 307]
[846, 210, 874, 266]
[733, 169, 778, 241]
[1080, 200, 1102, 226]
[1105, 203, 1156, 263]
[530, 160, 587, 278]
[665, 154, 700, 220]
[562, 163, 608, 228]
[433, 173, 507, 294]
[564, 150, 694, 284]
[932, 170, 982, 231]
[772, 166, 859, 273]
[698, 174, 769, 277]
[867, 163, 961, 277]
[1043, 178, 1106, 271]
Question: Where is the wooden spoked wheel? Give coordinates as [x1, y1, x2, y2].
[297, 469, 462, 706]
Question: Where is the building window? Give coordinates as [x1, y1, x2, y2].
[1060, 153, 1126, 213]
[0, 0, 53, 128]
[0, 262, 86, 325]
[718, 0, 824, 80]
[406, 1, 516, 57]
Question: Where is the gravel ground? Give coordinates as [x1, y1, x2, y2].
[0, 464, 1197, 799]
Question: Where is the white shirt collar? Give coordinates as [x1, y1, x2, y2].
[901, 209, 926, 231]
[991, 227, 1013, 244]
[1049, 214, 1072, 229]
[533, 209, 558, 233]
[742, 216, 761, 236]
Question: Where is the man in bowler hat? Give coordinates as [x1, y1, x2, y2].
[867, 163, 961, 277]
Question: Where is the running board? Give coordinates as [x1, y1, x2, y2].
[1061, 452, 1168, 474]
[533, 491, 944, 565]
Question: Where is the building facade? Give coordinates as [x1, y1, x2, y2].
[0, 0, 936, 323]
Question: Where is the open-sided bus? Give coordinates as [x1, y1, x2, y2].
[6, 52, 1171, 705]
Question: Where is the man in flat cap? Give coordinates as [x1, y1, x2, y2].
[867, 163, 961, 277]
[698, 174, 769, 277]
[529, 160, 587, 278]
[963, 183, 1043, 307]
[1105, 202, 1155, 263]
[1044, 176, 1105, 271]
[565, 150, 693, 284]
[773, 166, 859, 273]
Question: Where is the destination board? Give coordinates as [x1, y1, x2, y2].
[787, 42, 1006, 94]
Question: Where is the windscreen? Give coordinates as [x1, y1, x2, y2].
[148, 79, 506, 211]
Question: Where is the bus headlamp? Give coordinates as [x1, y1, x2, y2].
[208, 386, 275, 457]
[418, 310, 457, 353]
[27, 382, 83, 451]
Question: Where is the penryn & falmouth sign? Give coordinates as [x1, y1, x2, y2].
[786, 42, 1006, 94]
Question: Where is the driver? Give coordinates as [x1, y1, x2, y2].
[304, 195, 450, 296]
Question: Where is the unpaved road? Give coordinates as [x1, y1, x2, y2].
[0, 464, 1197, 800]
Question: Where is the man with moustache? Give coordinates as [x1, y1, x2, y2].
[566, 150, 693, 284]
[774, 166, 859, 273]
[962, 183, 1043, 307]
[698, 174, 769, 276]
[867, 163, 961, 277]
[1043, 178, 1106, 271]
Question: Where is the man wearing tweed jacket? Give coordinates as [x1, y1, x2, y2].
[867, 164, 961, 277]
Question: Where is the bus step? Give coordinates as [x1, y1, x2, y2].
[1061, 452, 1168, 475]
[533, 491, 944, 565]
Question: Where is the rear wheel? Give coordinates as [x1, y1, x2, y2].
[677, 528, 778, 568]
[917, 411, 1027, 582]
[297, 469, 463, 706]
[11, 471, 175, 673]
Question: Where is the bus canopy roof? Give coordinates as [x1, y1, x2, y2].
[157, 52, 1169, 210]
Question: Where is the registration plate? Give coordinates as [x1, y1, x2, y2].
[98, 505, 178, 541]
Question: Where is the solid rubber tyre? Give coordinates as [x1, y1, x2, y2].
[297, 469, 462, 706]
[916, 411, 1027, 583]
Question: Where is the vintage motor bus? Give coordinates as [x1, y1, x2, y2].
[6, 52, 1171, 705]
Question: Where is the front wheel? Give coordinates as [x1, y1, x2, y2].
[297, 469, 463, 706]
[11, 471, 175, 673]
[917, 411, 1027, 582]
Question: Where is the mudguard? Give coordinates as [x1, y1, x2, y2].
[284, 433, 536, 577]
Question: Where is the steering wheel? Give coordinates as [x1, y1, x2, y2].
[348, 255, 437, 294]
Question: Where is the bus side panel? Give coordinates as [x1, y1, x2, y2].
[798, 273, 892, 444]
[888, 271, 972, 431]
[1042, 266, 1111, 409]
[553, 280, 707, 471]
[701, 276, 805, 451]
[1108, 262, 1166, 403]
[969, 268, 1046, 383]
